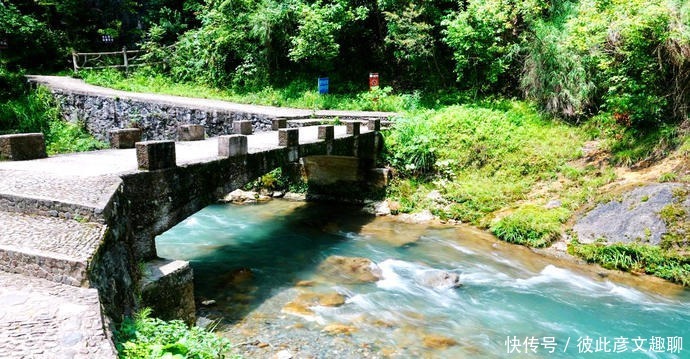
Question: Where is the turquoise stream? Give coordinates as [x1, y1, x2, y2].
[156, 200, 689, 358]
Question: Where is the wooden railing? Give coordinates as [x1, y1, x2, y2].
[71, 47, 146, 73]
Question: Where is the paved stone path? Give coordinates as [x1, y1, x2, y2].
[0, 272, 116, 358]
[28, 75, 397, 120]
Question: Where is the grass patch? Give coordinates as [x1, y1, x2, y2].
[582, 113, 680, 166]
[568, 241, 690, 286]
[115, 308, 236, 359]
[385, 100, 587, 227]
[491, 206, 570, 247]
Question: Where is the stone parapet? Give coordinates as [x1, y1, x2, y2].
[49, 90, 276, 141]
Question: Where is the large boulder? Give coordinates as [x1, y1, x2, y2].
[414, 269, 462, 289]
[317, 256, 383, 283]
[573, 183, 689, 244]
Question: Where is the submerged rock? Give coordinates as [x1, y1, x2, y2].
[200, 299, 216, 306]
[422, 334, 458, 349]
[362, 200, 392, 216]
[222, 267, 254, 286]
[414, 269, 462, 289]
[322, 323, 357, 335]
[317, 256, 383, 283]
[282, 301, 315, 316]
[273, 349, 293, 359]
[295, 280, 315, 287]
[283, 192, 306, 201]
[283, 291, 346, 318]
[397, 210, 435, 224]
[221, 189, 270, 204]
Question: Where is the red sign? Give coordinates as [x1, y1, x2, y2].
[369, 73, 379, 89]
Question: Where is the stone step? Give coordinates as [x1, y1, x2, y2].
[0, 271, 117, 358]
[0, 211, 106, 287]
[0, 170, 121, 222]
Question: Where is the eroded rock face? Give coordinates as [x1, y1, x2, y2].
[414, 269, 462, 289]
[317, 256, 383, 283]
[573, 183, 689, 244]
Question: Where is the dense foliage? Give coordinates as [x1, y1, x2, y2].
[115, 308, 235, 359]
[3, 0, 689, 130]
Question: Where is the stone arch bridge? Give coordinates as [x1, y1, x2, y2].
[0, 76, 392, 357]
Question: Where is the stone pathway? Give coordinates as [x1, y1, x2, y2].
[0, 211, 105, 286]
[0, 272, 116, 359]
[28, 75, 397, 120]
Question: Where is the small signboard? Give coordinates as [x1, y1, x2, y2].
[369, 73, 379, 89]
[318, 77, 329, 95]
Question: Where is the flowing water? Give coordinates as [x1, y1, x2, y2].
[156, 200, 690, 358]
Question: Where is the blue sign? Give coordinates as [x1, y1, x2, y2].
[318, 77, 329, 94]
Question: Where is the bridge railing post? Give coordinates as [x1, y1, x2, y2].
[346, 121, 360, 135]
[279, 128, 299, 162]
[109, 128, 142, 149]
[177, 124, 205, 141]
[233, 120, 253, 135]
[218, 135, 248, 157]
[318, 125, 334, 155]
[367, 119, 381, 132]
[0, 133, 47, 161]
[136, 140, 176, 170]
[318, 125, 334, 141]
[272, 118, 287, 130]
[278, 128, 299, 147]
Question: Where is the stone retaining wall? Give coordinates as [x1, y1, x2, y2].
[50, 89, 276, 141]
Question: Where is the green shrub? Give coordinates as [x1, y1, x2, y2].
[568, 241, 690, 286]
[491, 206, 569, 247]
[115, 308, 235, 359]
[659, 172, 678, 183]
[0, 65, 27, 99]
[521, 22, 592, 120]
[0, 87, 107, 153]
[45, 120, 108, 155]
[384, 114, 438, 177]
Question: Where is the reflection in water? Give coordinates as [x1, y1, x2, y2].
[156, 201, 690, 358]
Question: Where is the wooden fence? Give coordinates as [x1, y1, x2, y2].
[71, 47, 146, 73]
